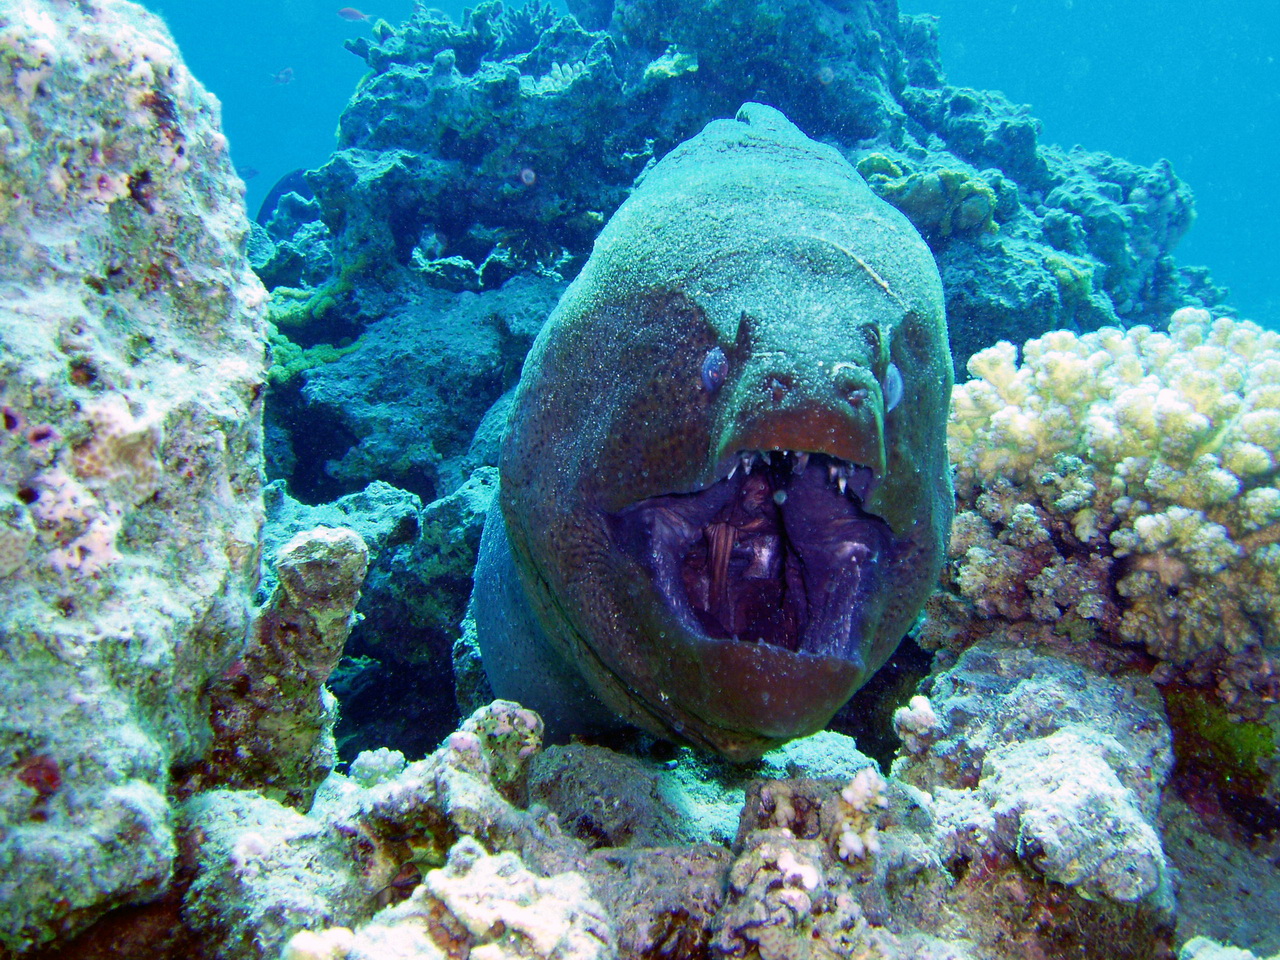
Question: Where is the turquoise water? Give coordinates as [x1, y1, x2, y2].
[144, 0, 1278, 327]
[898, 0, 1279, 328]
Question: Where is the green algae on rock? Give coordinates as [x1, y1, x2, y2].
[474, 103, 952, 760]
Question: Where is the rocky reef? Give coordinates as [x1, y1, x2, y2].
[0, 0, 266, 950]
[3, 0, 1277, 957]
[118, 692, 1185, 960]
[929, 307, 1280, 835]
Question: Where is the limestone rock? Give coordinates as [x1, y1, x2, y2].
[190, 526, 369, 809]
[0, 0, 265, 950]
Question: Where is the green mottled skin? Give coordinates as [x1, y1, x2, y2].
[487, 104, 952, 759]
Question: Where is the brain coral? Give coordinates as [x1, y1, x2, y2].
[926, 307, 1280, 718]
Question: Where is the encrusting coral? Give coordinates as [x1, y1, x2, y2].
[929, 306, 1280, 719]
[179, 526, 370, 809]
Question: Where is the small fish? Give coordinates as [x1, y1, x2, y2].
[271, 67, 294, 85]
[237, 167, 260, 181]
[337, 6, 372, 20]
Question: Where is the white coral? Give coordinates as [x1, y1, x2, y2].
[893, 695, 939, 754]
[946, 308, 1280, 690]
[521, 60, 588, 96]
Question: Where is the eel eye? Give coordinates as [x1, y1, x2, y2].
[883, 362, 903, 413]
[701, 346, 728, 393]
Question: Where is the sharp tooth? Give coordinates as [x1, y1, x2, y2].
[828, 464, 838, 484]
[794, 452, 808, 475]
[743, 454, 753, 475]
[838, 475, 847, 495]
[728, 461, 738, 480]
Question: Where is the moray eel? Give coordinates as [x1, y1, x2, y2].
[473, 103, 952, 760]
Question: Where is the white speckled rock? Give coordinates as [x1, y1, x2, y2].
[0, 0, 265, 950]
[981, 727, 1171, 906]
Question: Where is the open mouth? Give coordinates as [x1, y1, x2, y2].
[610, 450, 893, 660]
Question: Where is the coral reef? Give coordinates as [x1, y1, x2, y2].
[0, 0, 264, 950]
[255, 0, 1217, 504]
[4, 0, 1269, 955]
[930, 307, 1280, 720]
[285, 837, 616, 960]
[888, 640, 1177, 955]
[274, 274, 560, 503]
[183, 526, 370, 809]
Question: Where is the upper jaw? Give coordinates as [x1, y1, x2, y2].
[714, 448, 879, 501]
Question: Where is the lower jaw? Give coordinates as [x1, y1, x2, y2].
[650, 626, 869, 747]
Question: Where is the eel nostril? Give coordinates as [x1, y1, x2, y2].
[765, 374, 791, 404]
[845, 387, 870, 408]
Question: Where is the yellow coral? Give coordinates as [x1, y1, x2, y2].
[941, 308, 1280, 714]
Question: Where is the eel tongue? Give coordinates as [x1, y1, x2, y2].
[795, 540, 869, 657]
[778, 463, 879, 657]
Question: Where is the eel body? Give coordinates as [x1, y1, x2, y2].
[473, 103, 952, 760]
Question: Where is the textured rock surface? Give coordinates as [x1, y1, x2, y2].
[0, 0, 264, 951]
[186, 526, 369, 809]
[294, 837, 616, 960]
[272, 272, 558, 504]
[288, 274, 560, 502]
[892, 639, 1175, 923]
[1179, 939, 1280, 960]
[183, 701, 586, 960]
[261, 470, 499, 760]
[311, 0, 1210, 335]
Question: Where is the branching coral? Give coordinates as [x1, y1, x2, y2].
[930, 307, 1280, 717]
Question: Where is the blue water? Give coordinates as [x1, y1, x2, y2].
[141, 0, 434, 217]
[143, 0, 1277, 326]
[898, 0, 1279, 328]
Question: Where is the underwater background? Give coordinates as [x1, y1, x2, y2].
[3, 0, 1280, 957]
[146, 0, 1278, 324]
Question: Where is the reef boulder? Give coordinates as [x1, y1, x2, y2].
[0, 0, 265, 951]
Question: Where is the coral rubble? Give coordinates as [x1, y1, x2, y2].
[183, 699, 1177, 960]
